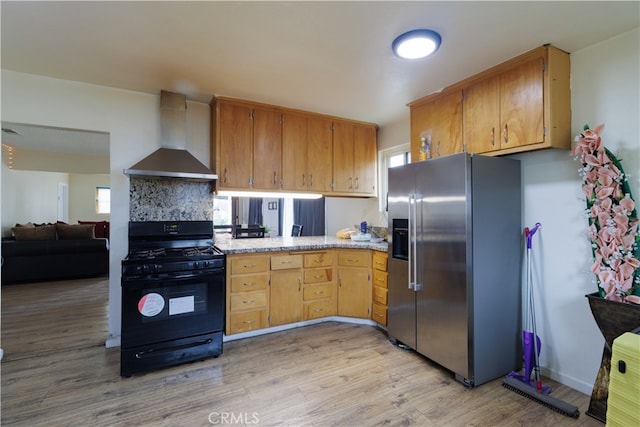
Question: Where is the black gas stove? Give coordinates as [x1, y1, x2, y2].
[120, 221, 226, 377]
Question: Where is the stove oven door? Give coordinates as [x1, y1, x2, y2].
[120, 269, 224, 376]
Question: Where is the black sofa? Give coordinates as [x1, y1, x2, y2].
[1, 224, 109, 284]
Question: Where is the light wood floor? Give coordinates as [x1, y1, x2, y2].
[1, 277, 601, 426]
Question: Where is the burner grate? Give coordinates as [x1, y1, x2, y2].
[132, 248, 166, 259]
[183, 247, 218, 257]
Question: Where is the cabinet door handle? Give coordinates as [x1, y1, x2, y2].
[243, 319, 255, 324]
[223, 168, 228, 183]
[347, 258, 359, 264]
[243, 299, 255, 304]
[503, 124, 509, 144]
[314, 290, 324, 295]
[273, 171, 277, 185]
[309, 174, 313, 187]
[437, 141, 441, 157]
[490, 127, 495, 146]
[243, 282, 255, 287]
[298, 276, 302, 291]
[348, 177, 353, 189]
[355, 177, 359, 189]
[302, 174, 306, 186]
[243, 264, 256, 269]
[314, 274, 323, 279]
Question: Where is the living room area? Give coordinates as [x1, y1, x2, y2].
[1, 122, 110, 285]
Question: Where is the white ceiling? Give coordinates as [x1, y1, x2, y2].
[1, 1, 639, 153]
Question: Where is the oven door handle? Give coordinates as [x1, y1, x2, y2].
[122, 268, 225, 285]
[135, 338, 213, 359]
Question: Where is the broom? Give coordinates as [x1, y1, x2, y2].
[502, 223, 580, 418]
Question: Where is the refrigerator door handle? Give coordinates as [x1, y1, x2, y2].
[407, 194, 415, 290]
[413, 193, 423, 292]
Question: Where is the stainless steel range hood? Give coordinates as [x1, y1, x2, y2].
[123, 91, 218, 180]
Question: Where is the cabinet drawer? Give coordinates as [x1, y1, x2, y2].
[372, 286, 387, 305]
[372, 252, 388, 271]
[304, 252, 332, 268]
[372, 303, 387, 326]
[271, 254, 303, 270]
[303, 283, 334, 301]
[229, 310, 268, 334]
[337, 251, 370, 267]
[304, 268, 332, 284]
[230, 274, 268, 293]
[229, 291, 268, 311]
[230, 256, 269, 274]
[303, 299, 335, 320]
[372, 270, 388, 289]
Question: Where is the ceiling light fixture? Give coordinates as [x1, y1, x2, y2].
[392, 29, 442, 59]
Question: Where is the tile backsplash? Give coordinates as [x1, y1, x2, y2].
[129, 178, 214, 221]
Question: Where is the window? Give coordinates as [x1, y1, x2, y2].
[213, 195, 326, 238]
[379, 144, 411, 211]
[95, 187, 110, 214]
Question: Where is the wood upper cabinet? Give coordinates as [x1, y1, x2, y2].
[307, 116, 334, 193]
[464, 54, 545, 153]
[212, 96, 378, 197]
[414, 44, 571, 157]
[281, 113, 333, 192]
[216, 100, 253, 189]
[462, 75, 501, 153]
[212, 98, 281, 191]
[410, 90, 463, 161]
[252, 106, 282, 190]
[332, 120, 377, 196]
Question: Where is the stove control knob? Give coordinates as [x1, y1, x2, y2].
[154, 264, 162, 273]
[193, 261, 200, 269]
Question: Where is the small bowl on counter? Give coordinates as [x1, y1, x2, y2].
[350, 233, 372, 242]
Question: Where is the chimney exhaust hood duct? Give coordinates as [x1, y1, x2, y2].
[123, 91, 218, 180]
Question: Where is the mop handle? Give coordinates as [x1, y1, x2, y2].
[526, 223, 541, 249]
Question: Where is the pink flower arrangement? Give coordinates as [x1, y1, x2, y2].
[573, 124, 640, 304]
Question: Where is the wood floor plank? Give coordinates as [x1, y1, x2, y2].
[1, 278, 601, 426]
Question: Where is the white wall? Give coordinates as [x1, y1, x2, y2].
[68, 173, 111, 223]
[1, 164, 68, 230]
[1, 70, 211, 346]
[511, 28, 639, 394]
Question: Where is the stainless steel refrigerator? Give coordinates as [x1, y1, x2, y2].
[387, 152, 522, 387]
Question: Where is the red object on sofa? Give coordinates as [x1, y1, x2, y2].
[78, 221, 110, 239]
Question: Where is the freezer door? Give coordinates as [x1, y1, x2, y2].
[415, 153, 470, 377]
[387, 164, 417, 348]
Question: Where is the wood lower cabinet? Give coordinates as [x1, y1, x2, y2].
[302, 251, 336, 320]
[270, 254, 303, 326]
[226, 249, 381, 335]
[337, 250, 371, 318]
[371, 251, 388, 326]
[226, 254, 270, 334]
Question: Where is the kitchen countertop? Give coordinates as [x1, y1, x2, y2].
[215, 236, 388, 254]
